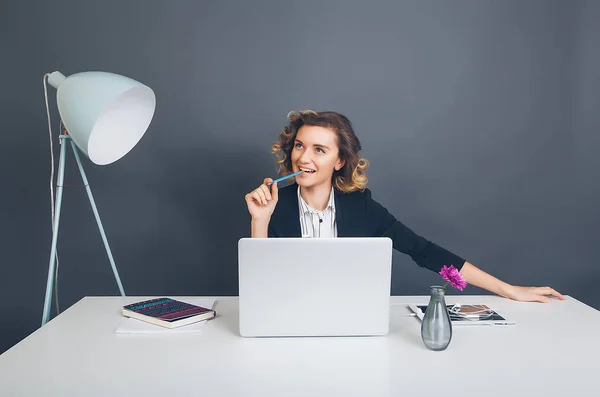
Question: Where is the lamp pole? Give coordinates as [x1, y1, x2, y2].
[42, 134, 126, 326]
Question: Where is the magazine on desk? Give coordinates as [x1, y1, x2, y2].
[409, 304, 515, 326]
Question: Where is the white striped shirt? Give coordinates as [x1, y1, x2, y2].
[297, 186, 337, 238]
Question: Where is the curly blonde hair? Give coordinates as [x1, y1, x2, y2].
[271, 110, 369, 193]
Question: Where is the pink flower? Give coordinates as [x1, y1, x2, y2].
[439, 265, 467, 291]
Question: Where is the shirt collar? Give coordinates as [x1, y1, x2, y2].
[297, 186, 336, 214]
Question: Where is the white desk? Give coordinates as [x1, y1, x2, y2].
[0, 295, 598, 397]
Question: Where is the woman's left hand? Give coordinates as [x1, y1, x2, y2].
[504, 285, 565, 303]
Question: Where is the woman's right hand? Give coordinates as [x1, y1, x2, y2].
[245, 178, 279, 221]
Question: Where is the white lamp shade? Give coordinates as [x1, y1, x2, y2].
[48, 71, 156, 165]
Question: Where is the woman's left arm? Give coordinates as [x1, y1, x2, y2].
[460, 261, 565, 303]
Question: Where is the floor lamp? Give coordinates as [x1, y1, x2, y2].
[42, 70, 156, 326]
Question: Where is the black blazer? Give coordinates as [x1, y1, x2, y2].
[268, 183, 466, 274]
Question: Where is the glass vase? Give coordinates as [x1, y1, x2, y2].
[420, 285, 452, 351]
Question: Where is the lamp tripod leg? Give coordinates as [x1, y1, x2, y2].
[70, 140, 126, 297]
[41, 137, 67, 326]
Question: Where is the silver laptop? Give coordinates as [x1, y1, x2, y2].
[238, 237, 392, 337]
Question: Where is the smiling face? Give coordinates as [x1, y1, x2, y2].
[291, 125, 345, 190]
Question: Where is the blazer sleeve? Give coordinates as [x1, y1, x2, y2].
[267, 222, 277, 237]
[364, 189, 466, 273]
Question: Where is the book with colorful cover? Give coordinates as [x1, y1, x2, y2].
[123, 297, 216, 329]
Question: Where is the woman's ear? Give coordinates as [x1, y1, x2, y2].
[335, 158, 345, 171]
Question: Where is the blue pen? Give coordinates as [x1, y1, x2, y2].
[269, 170, 303, 185]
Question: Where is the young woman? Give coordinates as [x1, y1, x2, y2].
[245, 110, 564, 303]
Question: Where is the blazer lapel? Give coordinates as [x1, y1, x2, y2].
[278, 183, 302, 237]
[334, 190, 349, 237]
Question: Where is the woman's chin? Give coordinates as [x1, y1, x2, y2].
[295, 177, 313, 187]
[296, 177, 327, 189]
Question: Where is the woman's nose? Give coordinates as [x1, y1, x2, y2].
[298, 150, 311, 163]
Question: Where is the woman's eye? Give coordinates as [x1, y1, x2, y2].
[295, 143, 302, 148]
[316, 148, 324, 153]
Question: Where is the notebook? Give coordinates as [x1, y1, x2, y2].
[116, 298, 217, 334]
[122, 297, 216, 329]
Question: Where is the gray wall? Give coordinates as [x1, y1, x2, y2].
[1, 0, 598, 354]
